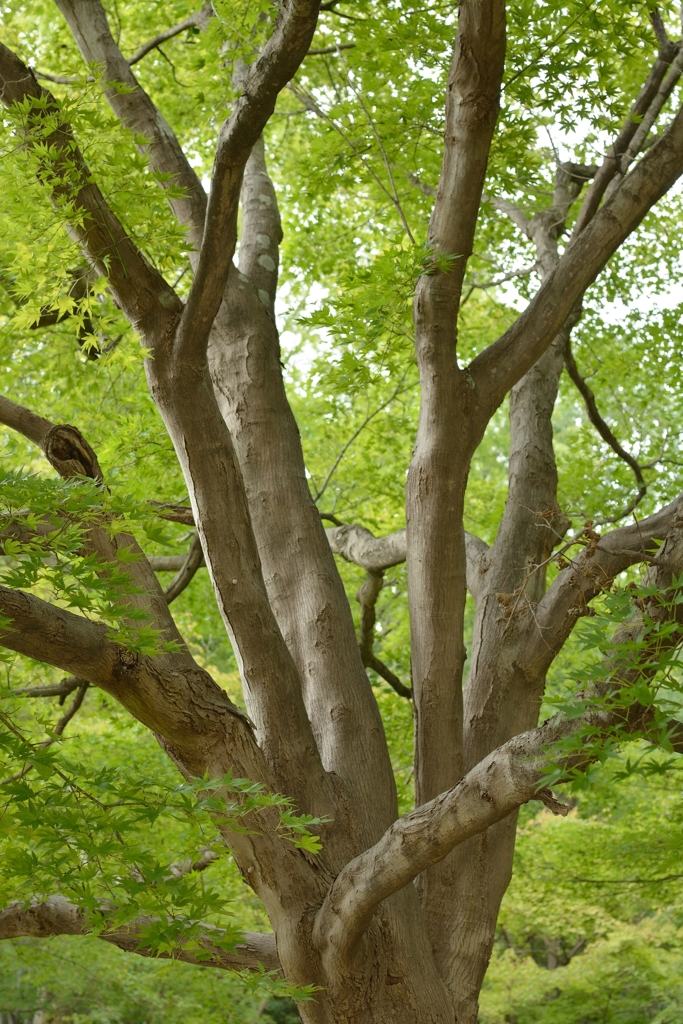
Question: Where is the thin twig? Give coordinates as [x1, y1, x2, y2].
[356, 570, 411, 700]
[1, 682, 89, 785]
[287, 81, 416, 233]
[313, 381, 415, 503]
[334, 48, 415, 243]
[307, 43, 355, 56]
[564, 337, 648, 524]
[127, 5, 213, 66]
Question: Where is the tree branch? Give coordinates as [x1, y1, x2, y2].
[163, 533, 205, 603]
[127, 5, 214, 66]
[521, 495, 683, 678]
[469, 97, 683, 426]
[55, 0, 208, 254]
[0, 43, 181, 341]
[325, 524, 489, 602]
[356, 570, 411, 699]
[175, 0, 321, 363]
[564, 337, 647, 517]
[572, 34, 680, 237]
[0, 896, 281, 974]
[237, 135, 282, 318]
[315, 508, 683, 963]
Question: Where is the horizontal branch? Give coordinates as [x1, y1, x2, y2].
[326, 524, 489, 601]
[0, 896, 280, 974]
[127, 5, 213, 66]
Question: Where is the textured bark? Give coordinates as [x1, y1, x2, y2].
[4, 6, 683, 1024]
[0, 896, 281, 973]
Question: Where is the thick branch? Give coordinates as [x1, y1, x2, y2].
[175, 0, 321, 362]
[238, 135, 282, 317]
[0, 896, 280, 974]
[0, 44, 180, 340]
[314, 504, 683, 965]
[326, 524, 488, 602]
[55, 0, 208, 253]
[470, 98, 683, 425]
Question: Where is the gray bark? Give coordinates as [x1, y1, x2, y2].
[2, 5, 683, 1023]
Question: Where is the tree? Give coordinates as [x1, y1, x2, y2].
[1, 0, 683, 1021]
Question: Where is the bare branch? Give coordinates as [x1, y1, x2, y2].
[164, 533, 205, 603]
[0, 396, 185, 643]
[0, 395, 54, 449]
[564, 337, 647, 518]
[167, 848, 220, 879]
[13, 676, 84, 698]
[356, 571, 411, 700]
[307, 43, 355, 55]
[314, 381, 415, 503]
[326, 524, 489, 602]
[0, 896, 281, 974]
[650, 8, 672, 52]
[127, 5, 214, 66]
[613, 44, 683, 187]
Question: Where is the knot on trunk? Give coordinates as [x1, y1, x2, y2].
[44, 424, 103, 482]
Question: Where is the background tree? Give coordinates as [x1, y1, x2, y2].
[1, 1, 683, 1022]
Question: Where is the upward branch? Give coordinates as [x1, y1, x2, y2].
[0, 43, 181, 341]
[470, 98, 683, 429]
[175, 0, 321, 363]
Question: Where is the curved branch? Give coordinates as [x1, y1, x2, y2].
[175, 0, 321, 362]
[127, 5, 214, 66]
[0, 896, 281, 974]
[326, 523, 489, 601]
[164, 533, 205, 603]
[356, 571, 411, 699]
[564, 338, 647, 520]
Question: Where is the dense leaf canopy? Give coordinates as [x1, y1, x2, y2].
[2, 0, 683, 1021]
